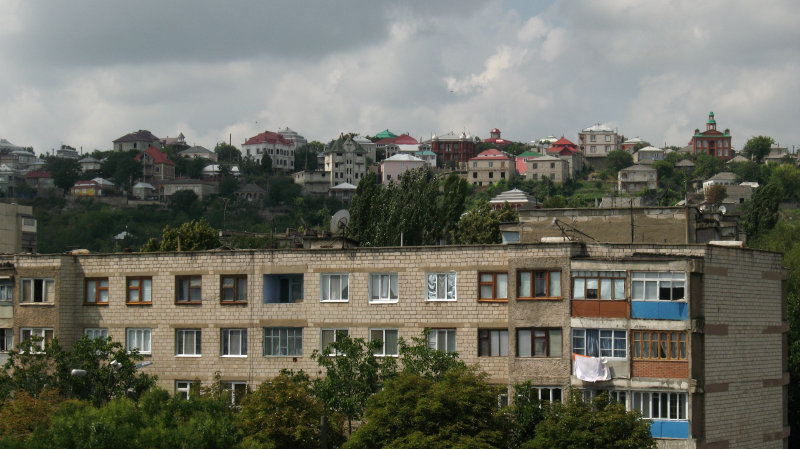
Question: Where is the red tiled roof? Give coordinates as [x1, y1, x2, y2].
[135, 146, 175, 166]
[244, 131, 294, 146]
[393, 134, 418, 145]
[547, 137, 581, 155]
[552, 137, 576, 147]
[26, 170, 51, 179]
[483, 138, 511, 145]
[470, 148, 511, 161]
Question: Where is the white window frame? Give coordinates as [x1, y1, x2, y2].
[175, 329, 202, 356]
[221, 328, 247, 357]
[1, 328, 13, 352]
[427, 328, 456, 353]
[425, 272, 457, 301]
[175, 380, 197, 400]
[582, 389, 627, 405]
[320, 273, 349, 302]
[572, 328, 627, 359]
[632, 391, 688, 421]
[370, 328, 399, 357]
[223, 381, 248, 406]
[20, 278, 55, 303]
[533, 386, 563, 403]
[84, 328, 109, 340]
[369, 273, 398, 303]
[127, 328, 152, 354]
[631, 272, 686, 301]
[263, 327, 303, 356]
[20, 327, 54, 351]
[320, 328, 348, 355]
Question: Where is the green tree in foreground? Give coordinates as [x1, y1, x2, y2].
[509, 381, 545, 447]
[311, 333, 397, 434]
[238, 373, 344, 449]
[140, 219, 220, 252]
[344, 368, 508, 449]
[742, 135, 775, 163]
[525, 392, 655, 449]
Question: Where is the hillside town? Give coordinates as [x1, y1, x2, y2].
[0, 108, 795, 449]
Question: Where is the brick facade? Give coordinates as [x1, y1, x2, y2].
[0, 243, 788, 448]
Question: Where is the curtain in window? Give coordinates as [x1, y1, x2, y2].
[586, 329, 599, 357]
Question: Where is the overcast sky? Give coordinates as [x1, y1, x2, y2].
[1, 0, 798, 154]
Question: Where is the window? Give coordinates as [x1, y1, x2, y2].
[1, 328, 12, 352]
[489, 172, 494, 178]
[176, 329, 202, 356]
[126, 277, 152, 304]
[263, 327, 303, 356]
[370, 329, 399, 356]
[632, 391, 687, 420]
[518, 270, 561, 299]
[84, 278, 109, 304]
[127, 328, 151, 354]
[223, 381, 248, 406]
[221, 329, 247, 356]
[517, 328, 562, 357]
[535, 387, 563, 402]
[632, 331, 687, 360]
[263, 274, 304, 303]
[428, 329, 456, 352]
[583, 389, 626, 404]
[369, 273, 398, 303]
[175, 275, 202, 303]
[631, 272, 685, 301]
[21, 278, 55, 303]
[426, 272, 456, 301]
[0, 279, 12, 302]
[479, 272, 508, 301]
[478, 329, 508, 357]
[572, 271, 625, 300]
[590, 135, 596, 142]
[175, 381, 198, 400]
[320, 274, 349, 302]
[572, 329, 626, 358]
[605, 135, 611, 142]
[591, 145, 597, 153]
[21, 328, 54, 351]
[84, 328, 108, 340]
[320, 328, 349, 355]
[221, 275, 247, 303]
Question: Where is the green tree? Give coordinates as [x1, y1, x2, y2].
[0, 389, 62, 442]
[140, 219, 220, 252]
[742, 135, 775, 163]
[218, 176, 239, 199]
[214, 143, 242, 163]
[728, 160, 764, 183]
[294, 142, 322, 172]
[99, 150, 143, 192]
[0, 337, 65, 400]
[261, 153, 273, 175]
[526, 392, 655, 449]
[169, 190, 203, 218]
[45, 157, 81, 193]
[453, 201, 518, 244]
[397, 330, 466, 380]
[311, 333, 397, 434]
[607, 150, 634, 172]
[768, 164, 800, 202]
[509, 381, 545, 447]
[344, 368, 508, 449]
[60, 335, 157, 406]
[705, 184, 727, 205]
[347, 172, 381, 244]
[238, 373, 344, 449]
[26, 389, 240, 449]
[542, 194, 567, 208]
[692, 153, 724, 179]
[740, 183, 780, 240]
[439, 173, 471, 243]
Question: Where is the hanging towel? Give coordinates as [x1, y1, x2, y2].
[573, 353, 610, 382]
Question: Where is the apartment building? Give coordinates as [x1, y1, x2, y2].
[0, 243, 787, 448]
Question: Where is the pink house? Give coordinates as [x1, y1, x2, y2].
[380, 154, 425, 184]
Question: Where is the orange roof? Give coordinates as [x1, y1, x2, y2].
[470, 148, 511, 161]
[135, 146, 175, 166]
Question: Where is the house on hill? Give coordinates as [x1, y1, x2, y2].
[113, 130, 161, 152]
[546, 137, 583, 176]
[134, 146, 176, 184]
[467, 149, 514, 187]
[689, 112, 732, 160]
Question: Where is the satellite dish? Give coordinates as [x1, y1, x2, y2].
[718, 205, 726, 215]
[330, 209, 350, 236]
